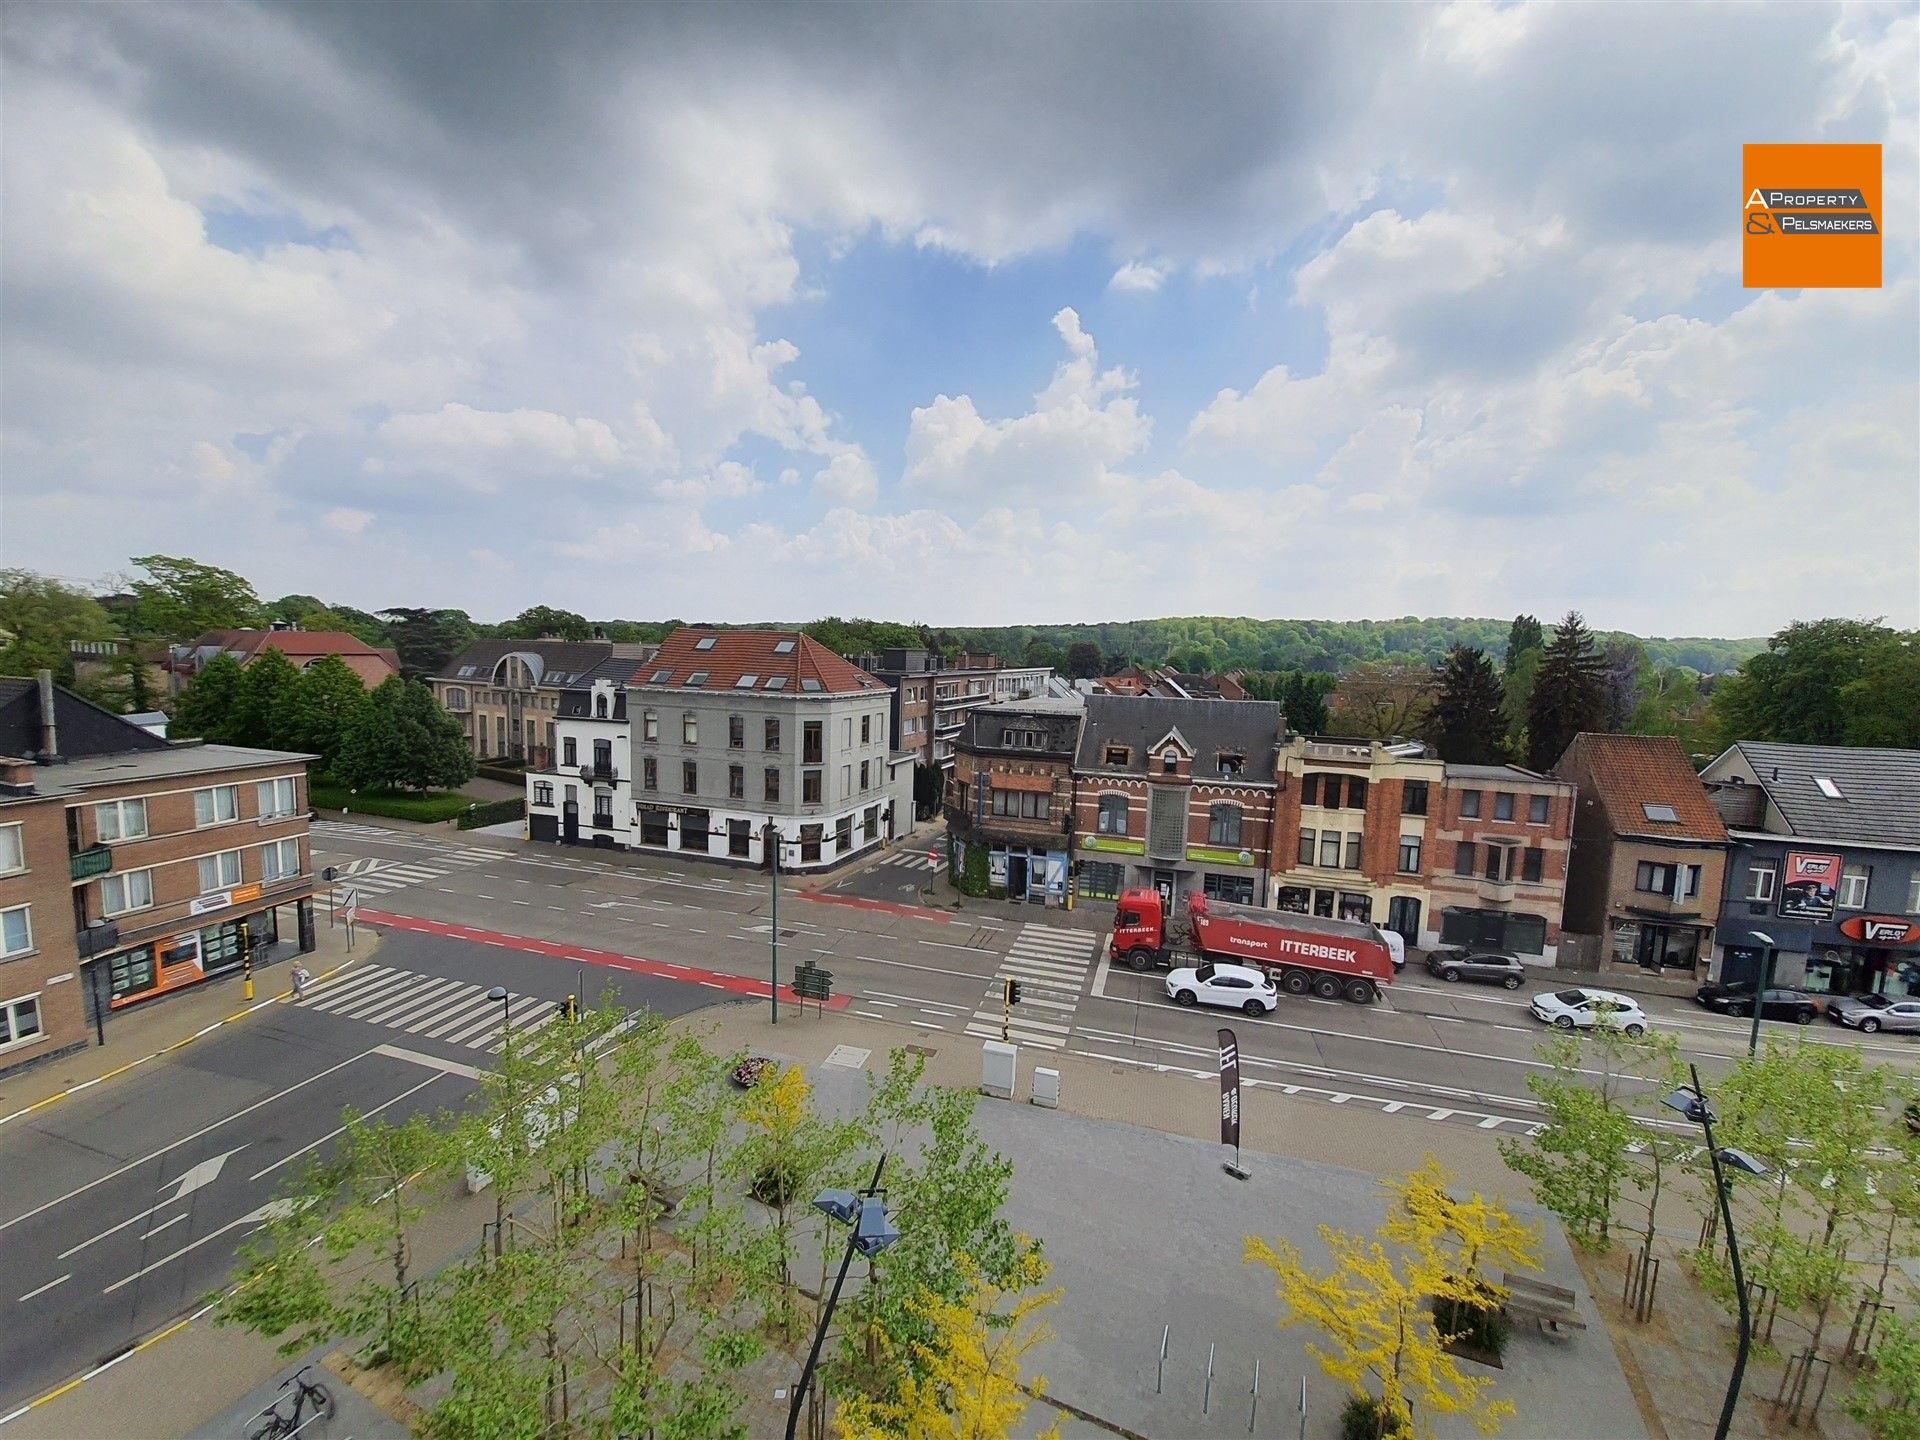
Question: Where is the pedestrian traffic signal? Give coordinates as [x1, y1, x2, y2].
[1005, 979, 1023, 1007]
[564, 994, 580, 1023]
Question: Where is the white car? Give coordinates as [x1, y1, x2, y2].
[1529, 987, 1649, 1037]
[1167, 962, 1279, 1016]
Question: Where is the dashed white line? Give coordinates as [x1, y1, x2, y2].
[17, 1274, 70, 1302]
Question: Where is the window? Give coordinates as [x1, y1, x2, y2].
[861, 714, 871, 744]
[0, 823, 20, 874]
[729, 765, 745, 799]
[1208, 804, 1242, 848]
[94, 799, 149, 843]
[1454, 843, 1476, 876]
[729, 715, 744, 749]
[735, 675, 758, 689]
[1098, 795, 1128, 835]
[1494, 792, 1515, 821]
[198, 850, 243, 892]
[1344, 833, 1362, 870]
[643, 757, 658, 791]
[804, 722, 824, 764]
[1080, 861, 1125, 901]
[765, 768, 781, 803]
[1523, 847, 1544, 883]
[0, 995, 42, 1049]
[262, 838, 301, 882]
[774, 639, 796, 654]
[841, 764, 852, 799]
[803, 771, 822, 805]
[445, 688, 469, 711]
[682, 714, 698, 744]
[683, 761, 698, 795]
[101, 868, 154, 915]
[0, 905, 30, 958]
[1298, 829, 1315, 866]
[1301, 774, 1320, 807]
[1401, 781, 1428, 817]
[685, 671, 709, 688]
[836, 815, 853, 853]
[1642, 803, 1679, 823]
[257, 778, 298, 819]
[859, 760, 870, 790]
[863, 805, 879, 841]
[533, 782, 554, 806]
[693, 636, 716, 651]
[1528, 793, 1550, 824]
[800, 824, 823, 863]
[1319, 832, 1341, 868]
[1348, 779, 1367, 811]
[1161, 749, 1178, 773]
[1485, 845, 1508, 881]
[681, 810, 710, 853]
[990, 789, 1050, 820]
[1814, 775, 1844, 799]
[729, 819, 751, 857]
[766, 717, 781, 751]
[194, 786, 239, 826]
[643, 710, 658, 742]
[1747, 862, 1777, 902]
[1319, 775, 1340, 808]
[562, 737, 578, 767]
[844, 718, 853, 747]
[1634, 861, 1700, 898]
[1398, 836, 1421, 874]
[1202, 873, 1256, 905]
[1459, 790, 1481, 819]
[1839, 863, 1871, 910]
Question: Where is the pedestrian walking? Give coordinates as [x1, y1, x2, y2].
[291, 963, 312, 1001]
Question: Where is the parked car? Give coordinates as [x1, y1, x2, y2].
[1426, 949, 1527, 990]
[1166, 961, 1279, 1016]
[1528, 987, 1649, 1037]
[1692, 982, 1822, 1024]
[1825, 993, 1920, 1034]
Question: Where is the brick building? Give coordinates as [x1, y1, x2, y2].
[946, 700, 1084, 904]
[431, 638, 656, 767]
[1071, 696, 1284, 907]
[170, 626, 401, 692]
[1554, 733, 1730, 980]
[1427, 764, 1577, 962]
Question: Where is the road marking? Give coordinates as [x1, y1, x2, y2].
[0, 1050, 376, 1235]
[56, 1145, 251, 1258]
[104, 1199, 301, 1295]
[909, 1020, 944, 1030]
[140, 1213, 187, 1242]
[917, 939, 995, 954]
[865, 999, 898, 1008]
[248, 1074, 446, 1182]
[16, 1275, 69, 1303]
[373, 1045, 484, 1080]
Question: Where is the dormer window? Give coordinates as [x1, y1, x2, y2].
[594, 694, 609, 718]
[1103, 745, 1130, 767]
[1162, 750, 1178, 773]
[1217, 752, 1244, 778]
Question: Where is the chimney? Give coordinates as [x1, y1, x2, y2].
[0, 757, 35, 794]
[36, 669, 60, 763]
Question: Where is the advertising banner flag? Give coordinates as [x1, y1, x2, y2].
[1779, 852, 1843, 920]
[1217, 1027, 1241, 1152]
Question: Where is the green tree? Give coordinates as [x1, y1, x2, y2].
[282, 655, 372, 774]
[127, 554, 266, 639]
[1841, 632, 1920, 748]
[1525, 612, 1606, 770]
[1846, 1312, 1920, 1440]
[497, 605, 591, 642]
[1709, 618, 1898, 747]
[1065, 642, 1102, 679]
[0, 569, 120, 686]
[170, 652, 248, 743]
[1503, 615, 1543, 676]
[379, 607, 478, 679]
[1422, 647, 1507, 764]
[230, 646, 303, 749]
[1279, 670, 1336, 734]
[337, 678, 474, 792]
[1600, 640, 1651, 732]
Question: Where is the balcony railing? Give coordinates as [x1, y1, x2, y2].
[71, 845, 113, 882]
[580, 764, 619, 784]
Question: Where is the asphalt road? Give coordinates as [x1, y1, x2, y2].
[0, 928, 724, 1413]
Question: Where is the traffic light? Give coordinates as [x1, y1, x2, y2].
[1005, 979, 1023, 1007]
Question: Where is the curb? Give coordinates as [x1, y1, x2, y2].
[0, 944, 374, 1132]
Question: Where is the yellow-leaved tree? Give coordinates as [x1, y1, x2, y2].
[1382, 1156, 1540, 1354]
[836, 1249, 1063, 1440]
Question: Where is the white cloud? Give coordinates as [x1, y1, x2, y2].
[1108, 260, 1165, 293]
[812, 451, 878, 505]
[321, 506, 374, 535]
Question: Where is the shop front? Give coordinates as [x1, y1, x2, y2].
[1807, 913, 1920, 996]
[1275, 883, 1376, 923]
[1611, 915, 1709, 974]
[1438, 905, 1549, 957]
[989, 843, 1069, 904]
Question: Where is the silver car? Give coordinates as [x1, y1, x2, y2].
[1826, 993, 1920, 1034]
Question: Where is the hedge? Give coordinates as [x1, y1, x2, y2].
[309, 782, 476, 823]
[476, 762, 529, 785]
[457, 798, 526, 830]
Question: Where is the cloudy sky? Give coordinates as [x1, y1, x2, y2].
[2, 2, 1915, 635]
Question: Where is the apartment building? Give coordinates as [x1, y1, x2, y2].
[1427, 764, 1577, 962]
[431, 638, 656, 767]
[526, 630, 912, 871]
[0, 675, 317, 1075]
[853, 649, 1054, 770]
[1071, 696, 1284, 907]
[946, 700, 1084, 904]
[1554, 733, 1730, 980]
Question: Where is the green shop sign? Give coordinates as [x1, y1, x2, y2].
[1079, 835, 1145, 856]
[1186, 845, 1255, 866]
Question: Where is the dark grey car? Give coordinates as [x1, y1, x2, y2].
[1426, 949, 1527, 990]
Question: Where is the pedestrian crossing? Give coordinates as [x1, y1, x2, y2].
[329, 846, 501, 901]
[878, 851, 943, 872]
[963, 922, 1100, 1050]
[303, 963, 559, 1051]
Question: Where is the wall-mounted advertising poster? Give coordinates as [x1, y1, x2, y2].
[1778, 851, 1843, 920]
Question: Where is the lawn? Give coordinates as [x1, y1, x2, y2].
[308, 782, 477, 823]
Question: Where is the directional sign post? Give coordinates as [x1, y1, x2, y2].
[344, 887, 359, 952]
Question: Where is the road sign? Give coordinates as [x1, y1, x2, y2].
[926, 848, 938, 867]
[343, 888, 359, 924]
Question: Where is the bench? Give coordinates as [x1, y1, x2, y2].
[1500, 1272, 1587, 1341]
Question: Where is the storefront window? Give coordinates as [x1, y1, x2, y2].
[110, 946, 157, 998]
[1202, 873, 1255, 905]
[1080, 861, 1124, 901]
[1338, 892, 1372, 922]
[1275, 885, 1310, 914]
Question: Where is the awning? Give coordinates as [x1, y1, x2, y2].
[988, 772, 1055, 794]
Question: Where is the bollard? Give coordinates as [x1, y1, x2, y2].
[1204, 1342, 1214, 1414]
[1249, 1357, 1260, 1434]
[1157, 1324, 1169, 1394]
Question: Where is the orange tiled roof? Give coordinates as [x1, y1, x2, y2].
[1560, 733, 1728, 842]
[632, 629, 887, 698]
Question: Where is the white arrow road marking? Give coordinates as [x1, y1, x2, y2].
[56, 1145, 249, 1259]
[103, 1198, 302, 1295]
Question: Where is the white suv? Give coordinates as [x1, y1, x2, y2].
[1529, 987, 1649, 1037]
[1167, 962, 1279, 1016]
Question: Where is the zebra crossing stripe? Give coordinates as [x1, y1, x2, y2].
[369, 979, 471, 1029]
[306, 965, 390, 1003]
[307, 968, 407, 1011]
[324, 972, 429, 1019]
[422, 999, 501, 1040]
[438, 1008, 513, 1048]
[401, 991, 492, 1034]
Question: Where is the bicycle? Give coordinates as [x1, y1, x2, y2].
[245, 1365, 335, 1439]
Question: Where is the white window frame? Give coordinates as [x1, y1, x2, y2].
[262, 837, 301, 882]
[100, 868, 155, 916]
[94, 798, 149, 844]
[1747, 862, 1777, 903]
[0, 822, 22, 875]
[1, 904, 32, 958]
[682, 713, 697, 745]
[643, 710, 658, 742]
[1839, 864, 1870, 910]
[194, 785, 240, 827]
[256, 777, 298, 819]
[198, 849, 243, 893]
[1908, 872, 1920, 914]
[0, 993, 44, 1051]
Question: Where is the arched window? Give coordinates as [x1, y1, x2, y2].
[1208, 803, 1242, 848]
[595, 693, 609, 718]
[1098, 794, 1129, 835]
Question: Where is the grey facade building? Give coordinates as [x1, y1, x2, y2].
[527, 630, 911, 871]
[1701, 741, 1920, 996]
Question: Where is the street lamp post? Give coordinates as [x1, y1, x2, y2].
[785, 1155, 899, 1440]
[1745, 930, 1777, 1059]
[486, 985, 512, 1035]
[486, 985, 514, 1258]
[763, 823, 784, 1026]
[1664, 1065, 1771, 1440]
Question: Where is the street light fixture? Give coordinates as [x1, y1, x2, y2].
[487, 985, 511, 1035]
[1745, 930, 1777, 1059]
[786, 1156, 899, 1440]
[1662, 1064, 1771, 1440]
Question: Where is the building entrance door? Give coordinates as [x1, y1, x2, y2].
[1387, 896, 1422, 945]
[1153, 870, 1177, 909]
[1007, 854, 1028, 900]
[562, 799, 579, 845]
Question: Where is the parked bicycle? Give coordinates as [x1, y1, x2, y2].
[245, 1365, 335, 1439]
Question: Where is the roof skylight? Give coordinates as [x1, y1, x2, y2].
[765, 676, 788, 690]
[650, 670, 672, 683]
[773, 640, 796, 654]
[1814, 776, 1844, 799]
[800, 678, 822, 693]
[1642, 803, 1679, 822]
[686, 671, 709, 686]
[735, 674, 758, 688]
[694, 637, 716, 651]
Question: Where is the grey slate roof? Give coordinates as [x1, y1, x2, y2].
[434, 640, 619, 689]
[1730, 741, 1920, 848]
[1443, 763, 1568, 785]
[556, 657, 642, 719]
[1074, 695, 1284, 779]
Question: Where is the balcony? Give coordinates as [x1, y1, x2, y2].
[71, 845, 113, 881]
[579, 764, 620, 785]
